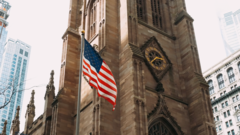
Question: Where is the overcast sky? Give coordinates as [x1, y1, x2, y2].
[2, 0, 240, 132]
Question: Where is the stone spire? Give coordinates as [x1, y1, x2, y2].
[10, 106, 20, 135]
[24, 90, 35, 134]
[1, 120, 7, 135]
[49, 70, 54, 87]
[45, 70, 55, 99]
[43, 70, 56, 135]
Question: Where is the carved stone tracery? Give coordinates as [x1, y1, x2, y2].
[148, 94, 184, 135]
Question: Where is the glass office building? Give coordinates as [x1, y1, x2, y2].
[219, 8, 240, 56]
[0, 39, 31, 135]
[0, 0, 11, 68]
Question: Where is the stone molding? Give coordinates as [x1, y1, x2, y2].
[148, 94, 184, 135]
[174, 10, 194, 25]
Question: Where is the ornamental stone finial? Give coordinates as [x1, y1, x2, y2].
[15, 106, 20, 120]
[49, 70, 54, 86]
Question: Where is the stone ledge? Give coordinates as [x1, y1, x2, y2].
[62, 27, 80, 39]
[145, 86, 188, 105]
[174, 10, 194, 25]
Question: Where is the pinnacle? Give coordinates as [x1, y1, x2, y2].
[15, 106, 20, 120]
[2, 120, 7, 134]
[49, 70, 54, 86]
[30, 90, 35, 104]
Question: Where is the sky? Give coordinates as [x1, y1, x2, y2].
[4, 0, 69, 131]
[1, 0, 239, 132]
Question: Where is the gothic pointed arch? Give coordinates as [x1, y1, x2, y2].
[148, 94, 184, 135]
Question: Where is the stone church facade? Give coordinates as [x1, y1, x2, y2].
[4, 0, 216, 135]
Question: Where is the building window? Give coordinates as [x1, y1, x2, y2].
[227, 68, 235, 83]
[214, 97, 216, 100]
[220, 93, 223, 96]
[229, 120, 233, 126]
[233, 97, 236, 102]
[239, 104, 240, 109]
[137, 0, 146, 21]
[217, 74, 225, 89]
[238, 62, 240, 72]
[224, 91, 226, 94]
[19, 49, 23, 54]
[148, 121, 173, 135]
[228, 131, 231, 135]
[227, 110, 231, 116]
[224, 112, 227, 118]
[24, 51, 28, 57]
[235, 106, 237, 110]
[210, 98, 212, 101]
[237, 95, 239, 100]
[216, 127, 218, 132]
[208, 80, 214, 95]
[222, 103, 225, 108]
[237, 116, 240, 121]
[226, 101, 229, 106]
[88, 0, 97, 39]
[231, 130, 235, 135]
[226, 121, 229, 127]
[218, 125, 221, 131]
[151, 0, 163, 29]
[234, 84, 237, 88]
[215, 107, 218, 112]
[216, 116, 219, 121]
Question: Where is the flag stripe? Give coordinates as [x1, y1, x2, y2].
[82, 39, 117, 110]
[83, 59, 117, 98]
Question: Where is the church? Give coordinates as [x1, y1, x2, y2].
[1, 0, 216, 135]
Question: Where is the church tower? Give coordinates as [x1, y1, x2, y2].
[53, 0, 216, 135]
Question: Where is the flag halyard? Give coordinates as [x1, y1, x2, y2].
[82, 39, 117, 110]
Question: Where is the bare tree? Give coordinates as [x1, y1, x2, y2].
[0, 77, 45, 110]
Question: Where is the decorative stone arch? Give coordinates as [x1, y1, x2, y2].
[148, 95, 184, 135]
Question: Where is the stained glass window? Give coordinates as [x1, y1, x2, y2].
[149, 122, 174, 135]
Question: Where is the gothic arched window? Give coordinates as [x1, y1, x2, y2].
[149, 122, 173, 135]
[208, 80, 214, 95]
[149, 118, 179, 135]
[217, 74, 224, 89]
[136, 0, 146, 22]
[227, 67, 235, 83]
[89, 0, 97, 39]
[151, 0, 163, 29]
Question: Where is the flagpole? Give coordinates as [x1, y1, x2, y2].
[75, 30, 85, 135]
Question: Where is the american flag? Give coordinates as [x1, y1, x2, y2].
[82, 39, 117, 110]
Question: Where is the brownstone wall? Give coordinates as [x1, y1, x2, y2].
[21, 0, 216, 135]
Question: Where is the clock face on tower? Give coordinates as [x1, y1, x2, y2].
[145, 47, 167, 70]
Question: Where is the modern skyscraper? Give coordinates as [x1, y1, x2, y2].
[0, 38, 31, 135]
[0, 0, 10, 68]
[219, 8, 240, 56]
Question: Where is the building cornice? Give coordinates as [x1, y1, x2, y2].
[203, 49, 240, 76]
[211, 86, 240, 106]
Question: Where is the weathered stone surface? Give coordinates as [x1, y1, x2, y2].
[17, 0, 216, 135]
